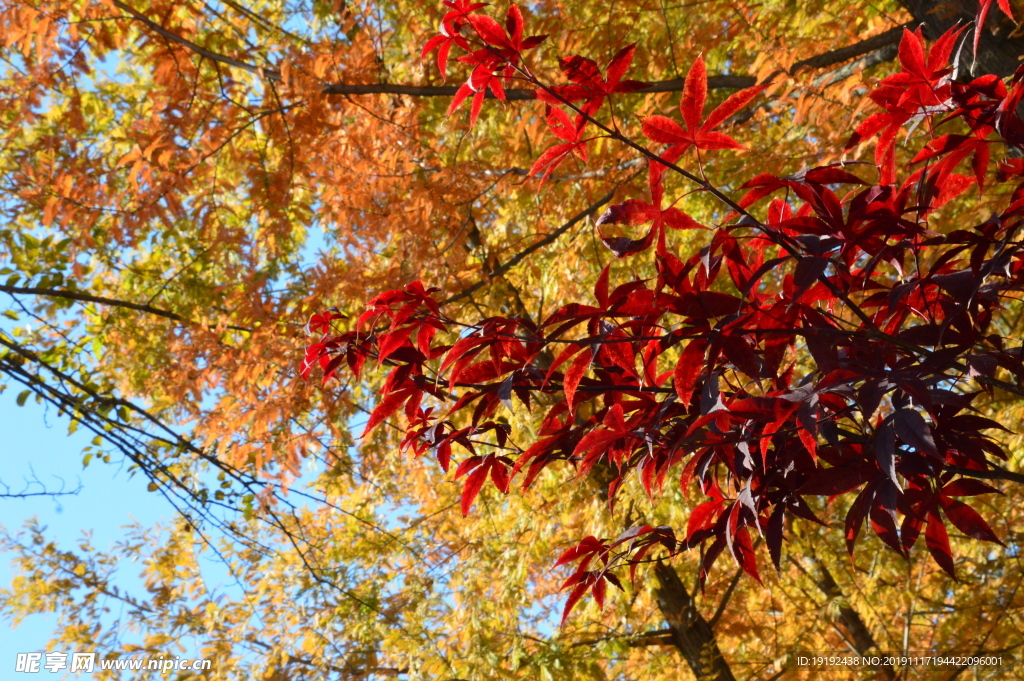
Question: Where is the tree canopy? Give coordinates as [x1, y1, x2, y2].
[2, 0, 1024, 679]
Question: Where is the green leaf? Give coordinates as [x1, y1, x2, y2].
[242, 494, 255, 521]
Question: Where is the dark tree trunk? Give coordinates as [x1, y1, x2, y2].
[899, 0, 1024, 78]
[811, 559, 896, 680]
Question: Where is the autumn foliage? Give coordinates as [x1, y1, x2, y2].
[6, 0, 1024, 678]
[305, 1, 1024, 625]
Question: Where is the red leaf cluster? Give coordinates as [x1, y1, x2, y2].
[422, 2, 546, 126]
[308, 15, 1024, 623]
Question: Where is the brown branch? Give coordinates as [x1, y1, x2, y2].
[248, 638, 408, 678]
[570, 628, 676, 648]
[439, 178, 634, 307]
[810, 43, 899, 89]
[2, 283, 184, 321]
[791, 25, 907, 73]
[321, 74, 757, 99]
[0, 477, 82, 499]
[112, 1, 277, 77]
[708, 565, 745, 629]
[110, 0, 903, 100]
[324, 27, 907, 98]
[217, 0, 310, 45]
[0, 284, 250, 332]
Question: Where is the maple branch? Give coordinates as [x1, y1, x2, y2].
[420, 157, 645, 182]
[454, 381, 673, 394]
[472, 42, 886, 343]
[0, 284, 251, 332]
[947, 465, 1024, 486]
[322, 74, 757, 98]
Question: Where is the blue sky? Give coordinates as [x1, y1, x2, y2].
[0, 379, 169, 678]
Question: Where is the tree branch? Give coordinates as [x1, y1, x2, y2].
[440, 178, 633, 307]
[321, 74, 758, 99]
[810, 43, 899, 89]
[791, 25, 907, 73]
[0, 473, 82, 499]
[708, 565, 744, 629]
[0, 284, 250, 332]
[2, 283, 183, 321]
[898, 0, 1024, 78]
[110, 0, 904, 101]
[112, 0, 274, 77]
[570, 628, 676, 648]
[324, 25, 906, 98]
[947, 465, 1024, 485]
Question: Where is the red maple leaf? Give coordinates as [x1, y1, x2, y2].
[421, 0, 489, 78]
[528, 106, 590, 182]
[641, 55, 766, 166]
[975, 0, 1016, 58]
[444, 4, 546, 126]
[596, 160, 704, 257]
[537, 44, 649, 115]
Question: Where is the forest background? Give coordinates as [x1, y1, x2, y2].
[2, 0, 1024, 679]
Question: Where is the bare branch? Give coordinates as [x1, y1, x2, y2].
[0, 471, 82, 499]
